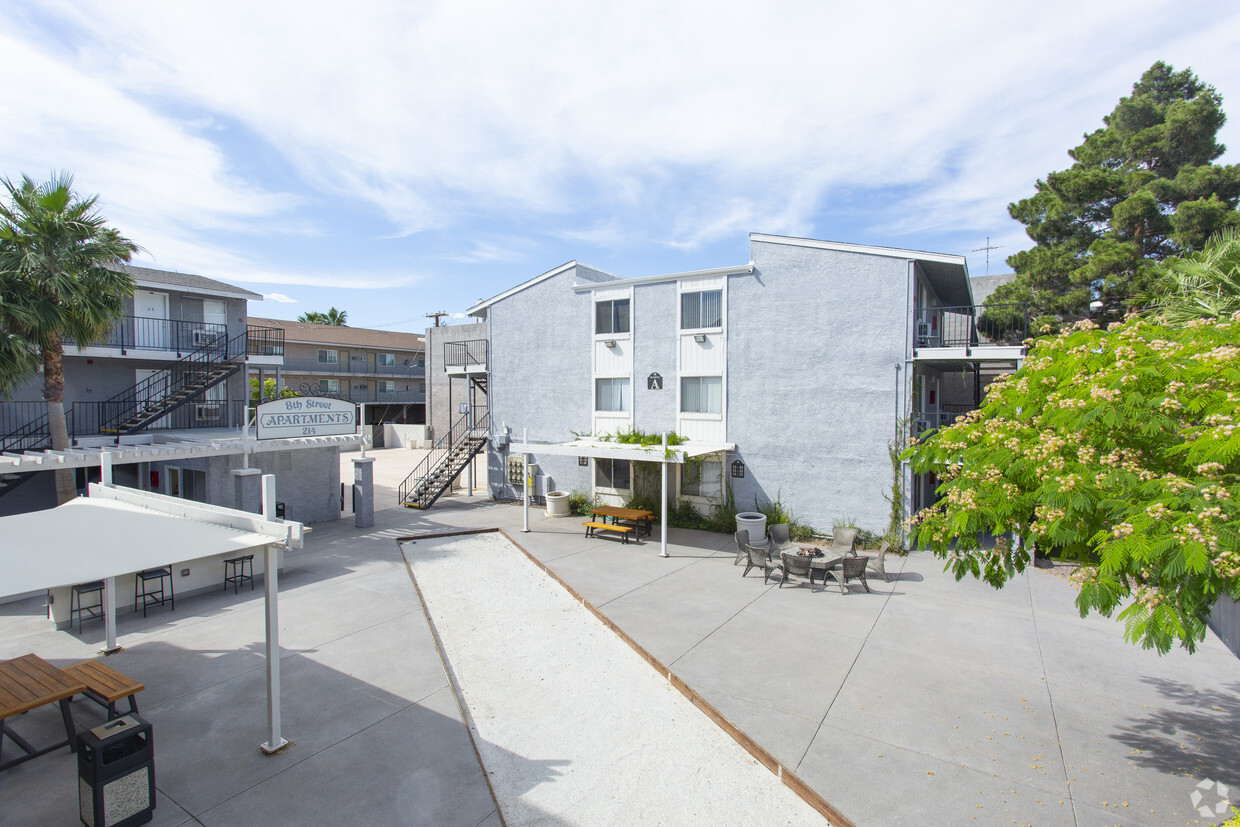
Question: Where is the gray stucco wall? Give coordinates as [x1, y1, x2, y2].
[485, 268, 594, 500]
[482, 240, 910, 535]
[427, 321, 488, 442]
[725, 240, 906, 535]
[1209, 596, 1240, 659]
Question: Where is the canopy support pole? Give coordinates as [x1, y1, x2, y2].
[101, 576, 119, 654]
[660, 433, 669, 557]
[260, 476, 288, 755]
[522, 428, 529, 533]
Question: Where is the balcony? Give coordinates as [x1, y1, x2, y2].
[910, 405, 977, 439]
[280, 357, 425, 377]
[443, 339, 487, 374]
[246, 325, 285, 359]
[64, 315, 229, 357]
[914, 303, 1027, 357]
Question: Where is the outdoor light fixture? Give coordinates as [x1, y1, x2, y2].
[578, 456, 589, 466]
[604, 339, 617, 348]
[693, 334, 707, 343]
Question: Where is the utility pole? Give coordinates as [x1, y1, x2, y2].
[426, 311, 449, 327]
[971, 238, 1004, 277]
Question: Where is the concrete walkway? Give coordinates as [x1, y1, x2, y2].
[2, 446, 1238, 825]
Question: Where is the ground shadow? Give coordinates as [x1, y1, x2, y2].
[1110, 677, 1240, 784]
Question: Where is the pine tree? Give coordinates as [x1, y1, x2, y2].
[990, 62, 1240, 330]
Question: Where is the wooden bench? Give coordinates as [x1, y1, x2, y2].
[583, 521, 634, 544]
[62, 660, 144, 719]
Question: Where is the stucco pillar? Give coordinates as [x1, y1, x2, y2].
[232, 467, 263, 513]
[353, 456, 375, 528]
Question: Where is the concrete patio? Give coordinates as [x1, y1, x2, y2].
[2, 446, 1238, 825]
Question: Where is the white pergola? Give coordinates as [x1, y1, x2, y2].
[0, 460, 303, 754]
[508, 434, 735, 557]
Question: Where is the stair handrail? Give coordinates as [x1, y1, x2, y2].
[398, 411, 490, 505]
[95, 327, 247, 439]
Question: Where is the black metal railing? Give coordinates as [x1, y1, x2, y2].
[443, 339, 487, 371]
[246, 325, 285, 357]
[62, 315, 228, 356]
[915, 303, 1028, 349]
[279, 356, 424, 376]
[397, 410, 489, 506]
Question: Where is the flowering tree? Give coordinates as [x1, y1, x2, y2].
[904, 314, 1240, 653]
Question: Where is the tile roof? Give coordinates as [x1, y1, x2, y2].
[121, 264, 264, 299]
[248, 317, 426, 350]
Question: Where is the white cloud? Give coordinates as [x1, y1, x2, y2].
[264, 292, 298, 304]
[4, 0, 1239, 270]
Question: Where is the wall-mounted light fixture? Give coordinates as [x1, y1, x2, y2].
[693, 333, 707, 343]
[604, 339, 617, 348]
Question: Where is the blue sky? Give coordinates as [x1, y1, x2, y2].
[3, 1, 1239, 333]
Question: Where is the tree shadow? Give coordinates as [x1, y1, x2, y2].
[1109, 677, 1240, 784]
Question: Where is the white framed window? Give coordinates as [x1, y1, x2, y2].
[378, 380, 396, 394]
[378, 353, 395, 366]
[683, 460, 723, 498]
[319, 378, 340, 394]
[681, 289, 722, 329]
[595, 377, 630, 412]
[317, 349, 338, 364]
[595, 459, 631, 490]
[595, 299, 630, 335]
[680, 376, 722, 414]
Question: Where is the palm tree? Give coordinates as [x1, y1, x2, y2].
[298, 307, 347, 326]
[1135, 227, 1240, 324]
[0, 172, 139, 503]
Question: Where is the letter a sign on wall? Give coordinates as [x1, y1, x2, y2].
[257, 397, 357, 440]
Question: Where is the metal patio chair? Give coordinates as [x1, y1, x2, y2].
[742, 541, 779, 584]
[826, 555, 871, 594]
[778, 550, 814, 589]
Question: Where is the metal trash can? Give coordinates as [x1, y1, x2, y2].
[78, 715, 155, 827]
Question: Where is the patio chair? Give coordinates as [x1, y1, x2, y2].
[777, 550, 814, 589]
[831, 527, 858, 555]
[862, 541, 892, 582]
[826, 555, 871, 594]
[733, 529, 750, 565]
[742, 542, 779, 584]
[768, 523, 794, 559]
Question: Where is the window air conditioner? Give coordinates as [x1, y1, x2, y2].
[916, 321, 931, 344]
[193, 329, 219, 346]
[195, 403, 222, 420]
[913, 418, 929, 436]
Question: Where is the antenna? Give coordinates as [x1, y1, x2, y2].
[425, 311, 450, 327]
[971, 237, 1004, 276]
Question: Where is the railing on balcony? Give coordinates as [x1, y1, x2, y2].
[443, 339, 487, 371]
[62, 315, 228, 356]
[280, 357, 424, 376]
[915, 303, 1028, 349]
[911, 404, 977, 438]
[246, 325, 285, 357]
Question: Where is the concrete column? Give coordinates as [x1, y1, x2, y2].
[353, 456, 375, 528]
[232, 467, 264, 513]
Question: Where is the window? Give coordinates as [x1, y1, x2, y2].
[595, 459, 631, 490]
[595, 377, 630, 412]
[595, 299, 630, 335]
[681, 376, 722, 414]
[378, 380, 396, 394]
[377, 353, 395, 367]
[167, 467, 207, 502]
[319, 378, 340, 394]
[317, 349, 338, 364]
[684, 460, 723, 498]
[681, 289, 722, 329]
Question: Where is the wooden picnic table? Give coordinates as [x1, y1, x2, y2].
[0, 653, 87, 770]
[589, 506, 655, 536]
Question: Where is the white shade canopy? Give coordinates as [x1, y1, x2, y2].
[0, 497, 273, 599]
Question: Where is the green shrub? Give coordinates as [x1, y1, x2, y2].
[568, 490, 595, 516]
[667, 499, 714, 531]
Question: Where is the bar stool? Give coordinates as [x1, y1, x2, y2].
[134, 567, 174, 617]
[223, 555, 255, 594]
[70, 581, 105, 633]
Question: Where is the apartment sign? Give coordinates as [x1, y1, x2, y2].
[257, 397, 356, 440]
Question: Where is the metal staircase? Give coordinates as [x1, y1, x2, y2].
[98, 329, 247, 439]
[398, 412, 490, 509]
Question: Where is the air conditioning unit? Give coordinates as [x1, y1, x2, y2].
[193, 329, 219, 347]
[916, 321, 930, 344]
[195, 403, 222, 420]
[913, 418, 930, 436]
